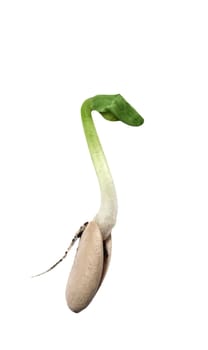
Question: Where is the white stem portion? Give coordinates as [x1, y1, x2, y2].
[81, 100, 118, 240]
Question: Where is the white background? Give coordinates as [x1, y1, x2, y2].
[0, 0, 208, 349]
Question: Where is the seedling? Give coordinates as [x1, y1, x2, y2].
[33, 94, 144, 313]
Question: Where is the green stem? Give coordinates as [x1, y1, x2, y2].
[81, 98, 117, 239]
[81, 95, 144, 239]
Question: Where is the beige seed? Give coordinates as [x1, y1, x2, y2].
[65, 221, 104, 313]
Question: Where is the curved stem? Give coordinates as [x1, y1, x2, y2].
[81, 94, 144, 239]
[81, 98, 117, 239]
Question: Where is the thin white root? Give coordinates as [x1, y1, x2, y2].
[31, 222, 88, 278]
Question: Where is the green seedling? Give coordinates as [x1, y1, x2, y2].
[33, 94, 144, 313]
